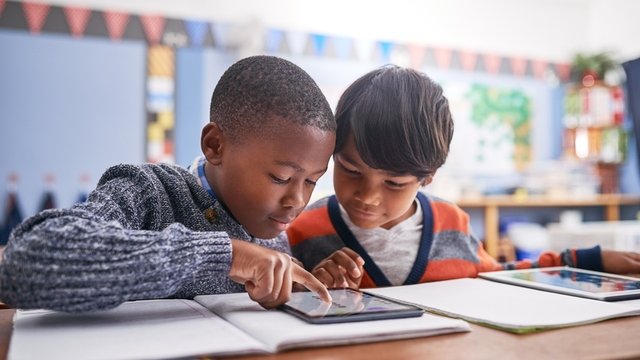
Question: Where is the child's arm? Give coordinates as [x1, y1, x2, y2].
[311, 248, 365, 288]
[0, 166, 235, 312]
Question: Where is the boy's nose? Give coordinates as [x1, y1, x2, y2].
[282, 186, 306, 209]
[354, 182, 381, 206]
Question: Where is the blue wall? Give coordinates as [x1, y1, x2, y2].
[0, 30, 145, 216]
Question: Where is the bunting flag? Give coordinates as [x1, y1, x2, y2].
[483, 53, 502, 74]
[265, 28, 284, 53]
[76, 173, 90, 204]
[0, 0, 571, 82]
[140, 14, 165, 45]
[378, 41, 393, 64]
[185, 20, 208, 47]
[333, 36, 353, 60]
[63, 6, 90, 38]
[286, 31, 308, 56]
[459, 50, 478, 72]
[0, 174, 24, 246]
[103, 11, 129, 41]
[407, 44, 426, 70]
[532, 59, 548, 79]
[22, 2, 50, 34]
[353, 37, 375, 63]
[39, 173, 57, 211]
[555, 63, 571, 82]
[434, 47, 453, 69]
[211, 22, 231, 49]
[310, 34, 327, 56]
[510, 57, 528, 77]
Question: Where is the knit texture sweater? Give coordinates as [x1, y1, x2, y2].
[0, 162, 290, 312]
[288, 194, 602, 288]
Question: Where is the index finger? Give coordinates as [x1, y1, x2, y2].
[341, 247, 365, 265]
[292, 263, 332, 303]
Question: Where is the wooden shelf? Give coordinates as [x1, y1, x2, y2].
[456, 194, 640, 259]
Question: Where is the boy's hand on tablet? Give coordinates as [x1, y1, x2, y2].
[312, 247, 365, 289]
[601, 250, 640, 274]
[229, 240, 331, 309]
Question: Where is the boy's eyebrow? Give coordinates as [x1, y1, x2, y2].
[274, 160, 328, 175]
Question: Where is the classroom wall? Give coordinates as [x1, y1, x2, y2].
[0, 30, 145, 216]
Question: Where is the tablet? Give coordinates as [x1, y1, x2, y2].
[280, 288, 424, 324]
[479, 266, 640, 301]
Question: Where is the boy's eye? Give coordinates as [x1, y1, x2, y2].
[305, 179, 317, 186]
[338, 162, 361, 176]
[269, 174, 290, 185]
[385, 180, 408, 189]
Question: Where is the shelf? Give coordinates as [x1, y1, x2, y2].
[456, 194, 640, 259]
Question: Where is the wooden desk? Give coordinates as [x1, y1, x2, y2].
[1, 309, 639, 360]
[457, 194, 640, 258]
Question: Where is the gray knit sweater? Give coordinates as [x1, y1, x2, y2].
[0, 162, 290, 312]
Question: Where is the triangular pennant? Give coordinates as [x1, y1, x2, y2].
[459, 50, 478, 71]
[63, 6, 91, 38]
[211, 22, 233, 49]
[310, 34, 327, 56]
[333, 36, 352, 60]
[0, 174, 24, 246]
[532, 59, 547, 79]
[39, 173, 57, 211]
[510, 57, 527, 76]
[185, 20, 207, 47]
[433, 47, 452, 69]
[483, 53, 502, 74]
[140, 14, 165, 45]
[0, 0, 6, 17]
[22, 2, 50, 34]
[555, 62, 571, 82]
[103, 11, 129, 40]
[407, 44, 426, 69]
[265, 28, 284, 53]
[378, 41, 393, 63]
[286, 31, 308, 56]
[353, 37, 375, 62]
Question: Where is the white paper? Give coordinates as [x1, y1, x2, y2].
[367, 278, 640, 332]
[194, 292, 471, 352]
[9, 299, 267, 360]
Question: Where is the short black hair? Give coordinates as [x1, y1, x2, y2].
[334, 65, 454, 179]
[209, 55, 335, 142]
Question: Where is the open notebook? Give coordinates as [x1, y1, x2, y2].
[8, 292, 470, 360]
[367, 277, 640, 334]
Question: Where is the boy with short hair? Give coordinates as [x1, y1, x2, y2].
[288, 65, 640, 289]
[0, 55, 334, 312]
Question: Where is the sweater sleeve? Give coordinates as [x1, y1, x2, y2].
[0, 173, 233, 313]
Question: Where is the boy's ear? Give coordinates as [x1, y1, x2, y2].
[201, 122, 225, 165]
[420, 174, 435, 187]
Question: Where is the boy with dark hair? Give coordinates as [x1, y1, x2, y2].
[287, 65, 640, 289]
[0, 55, 334, 312]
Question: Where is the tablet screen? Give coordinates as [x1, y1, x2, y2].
[510, 268, 640, 293]
[281, 288, 423, 323]
[479, 267, 640, 301]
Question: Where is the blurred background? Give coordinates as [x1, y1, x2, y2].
[1, 0, 640, 259]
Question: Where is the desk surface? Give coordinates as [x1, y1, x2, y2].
[1, 309, 639, 360]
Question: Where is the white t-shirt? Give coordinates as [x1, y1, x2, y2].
[339, 200, 424, 286]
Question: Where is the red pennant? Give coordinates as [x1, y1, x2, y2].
[407, 44, 426, 69]
[532, 59, 547, 79]
[140, 15, 166, 45]
[483, 53, 501, 74]
[22, 2, 50, 34]
[433, 47, 452, 69]
[0, 0, 6, 17]
[63, 6, 91, 38]
[459, 51, 477, 71]
[555, 62, 571, 82]
[510, 57, 527, 76]
[103, 11, 129, 40]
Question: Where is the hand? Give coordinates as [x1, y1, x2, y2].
[601, 249, 640, 274]
[229, 240, 331, 309]
[312, 247, 365, 289]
